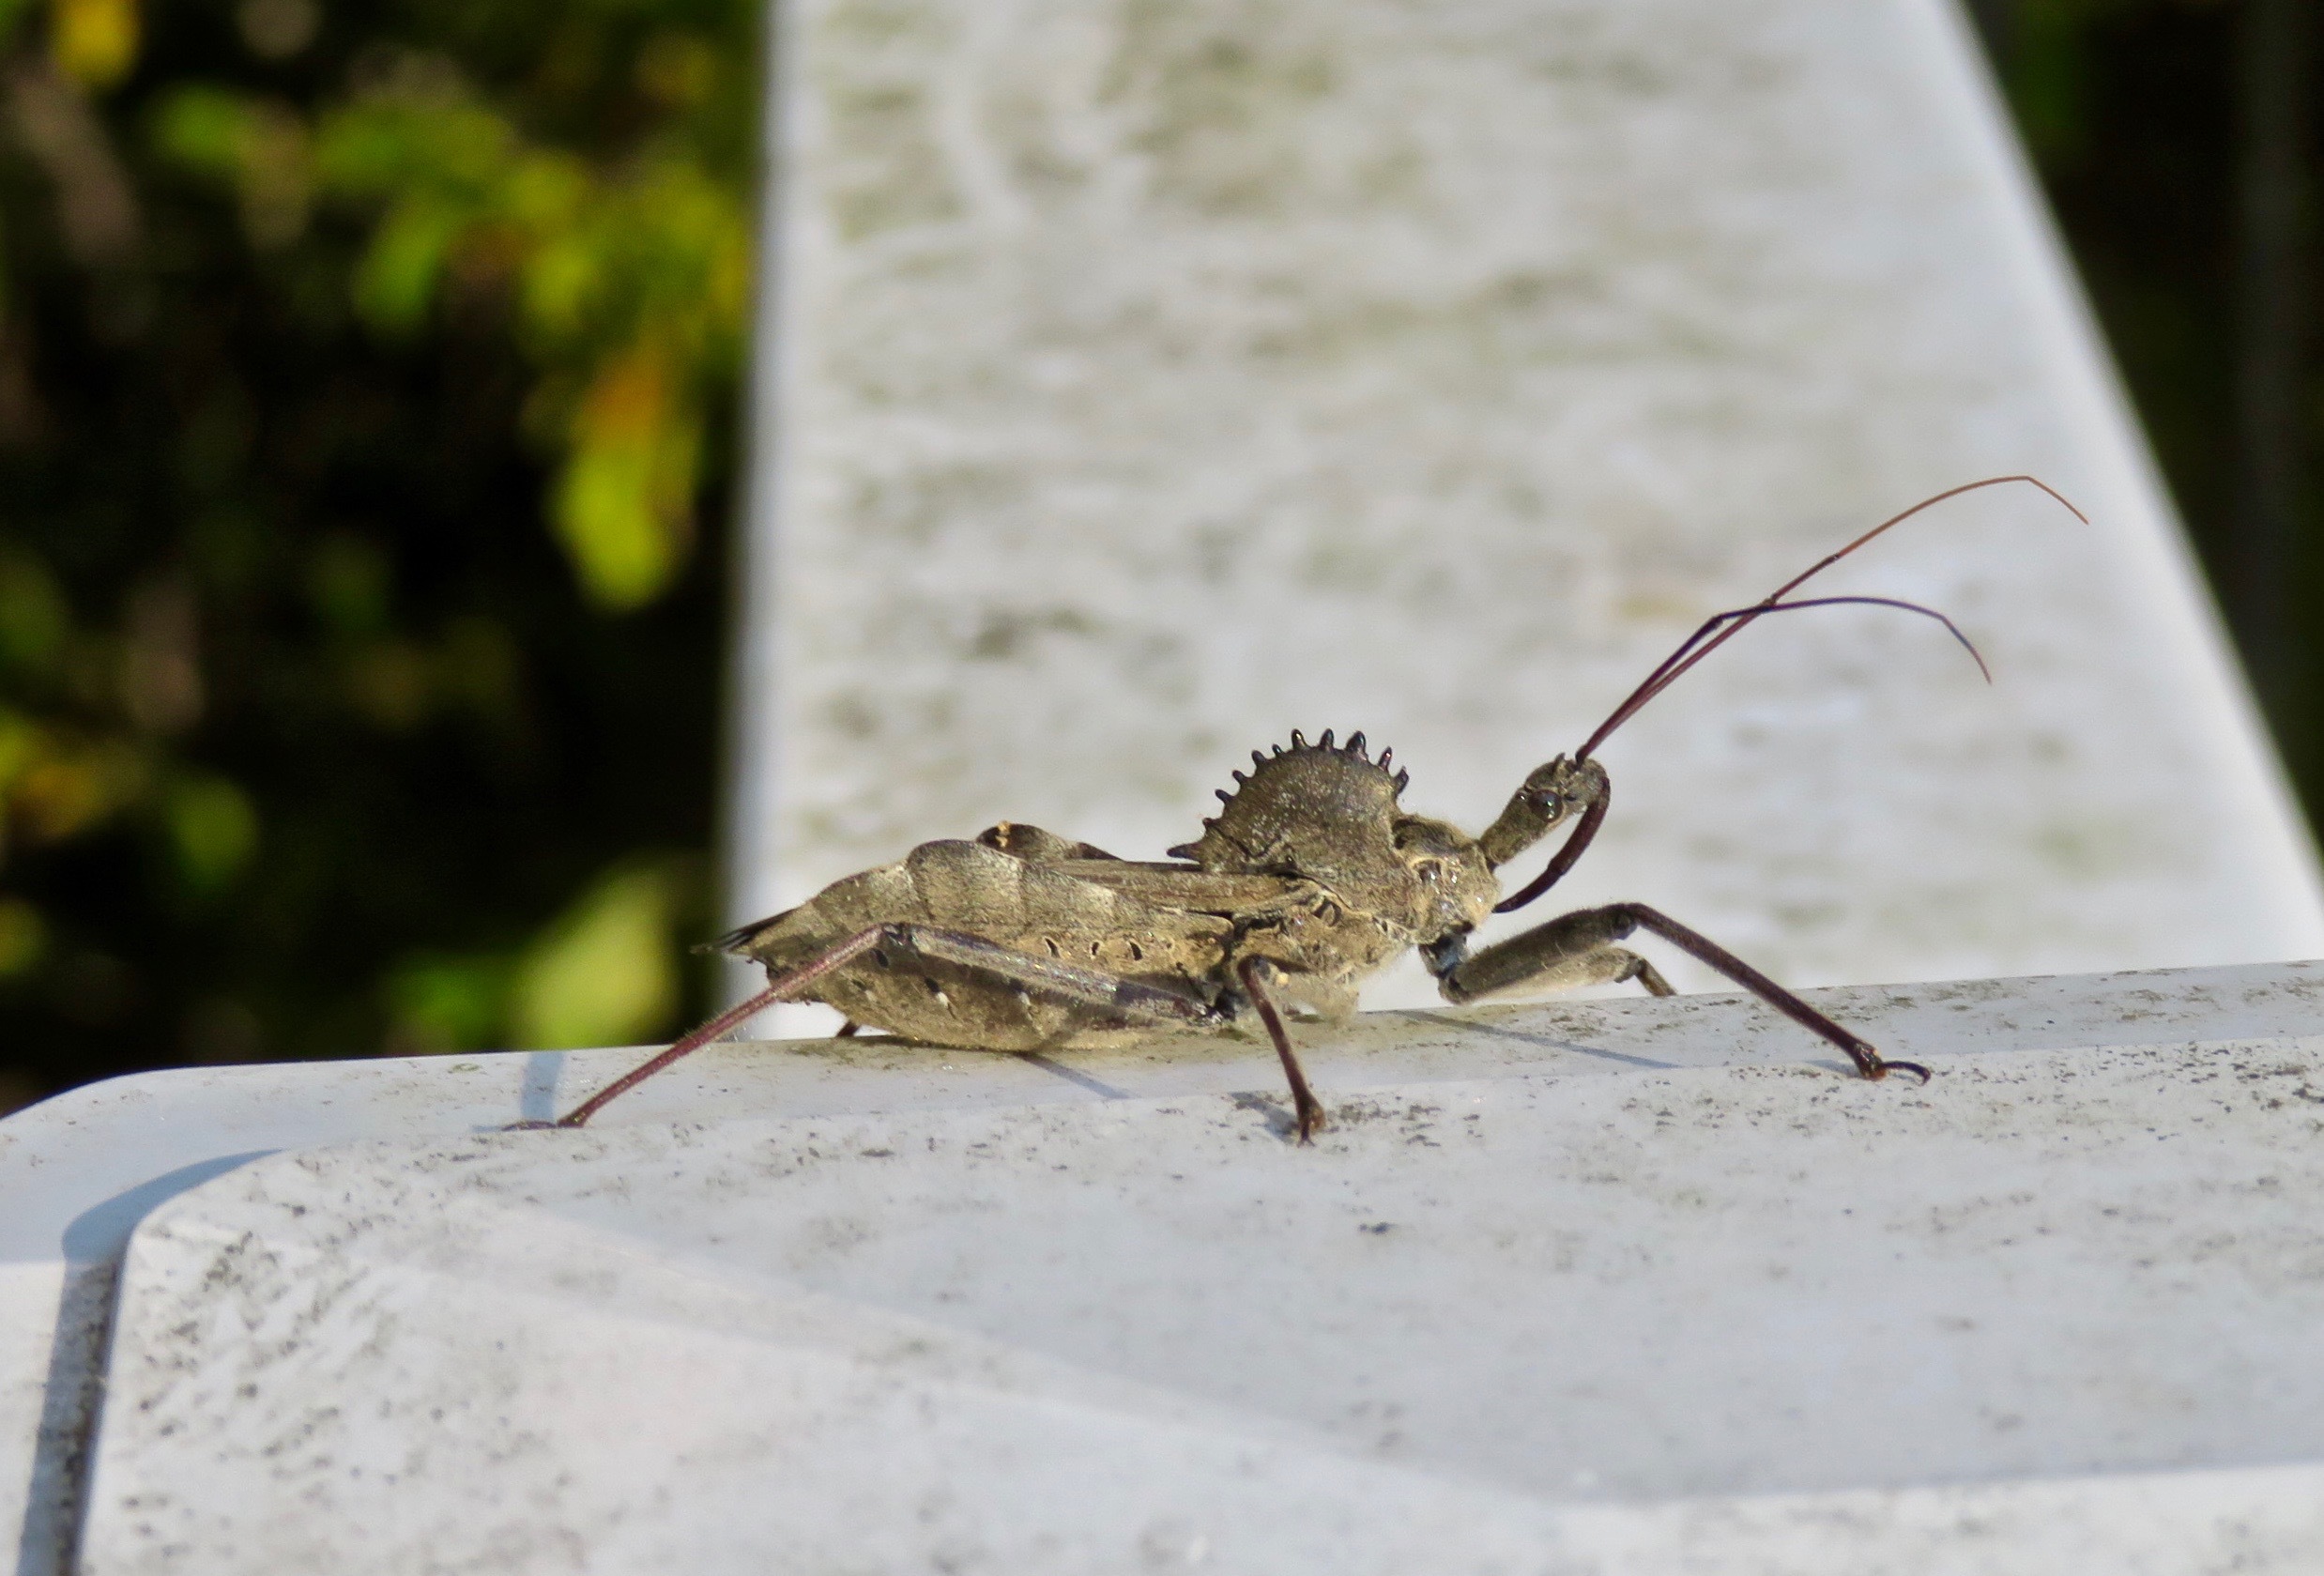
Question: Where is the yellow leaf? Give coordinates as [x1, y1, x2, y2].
[551, 345, 699, 610]
[508, 865, 679, 1050]
[51, 0, 137, 88]
[14, 738, 144, 842]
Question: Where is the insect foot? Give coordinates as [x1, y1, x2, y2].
[1615, 905, 1931, 1084]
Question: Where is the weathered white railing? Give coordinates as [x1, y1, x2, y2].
[5, 962, 2323, 1572]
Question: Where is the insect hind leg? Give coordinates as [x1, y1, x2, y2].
[897, 926, 1219, 1029]
[541, 922, 1219, 1129]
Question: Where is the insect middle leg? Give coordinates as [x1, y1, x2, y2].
[545, 922, 1220, 1128]
[1234, 956, 1328, 1145]
[1431, 904, 1930, 1082]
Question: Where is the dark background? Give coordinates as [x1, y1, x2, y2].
[0, 0, 2314, 1112]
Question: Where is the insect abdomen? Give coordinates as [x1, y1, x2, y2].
[729, 839, 1228, 1048]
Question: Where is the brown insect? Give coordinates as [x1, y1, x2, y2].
[543, 476, 2082, 1141]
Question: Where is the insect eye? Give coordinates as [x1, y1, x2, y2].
[1416, 860, 1442, 884]
[1533, 791, 1563, 818]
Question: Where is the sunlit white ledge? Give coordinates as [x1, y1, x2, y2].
[3, 959, 2321, 1573]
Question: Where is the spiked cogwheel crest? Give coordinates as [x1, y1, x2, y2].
[1169, 729, 1409, 883]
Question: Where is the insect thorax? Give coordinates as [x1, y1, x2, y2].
[1172, 731, 1495, 943]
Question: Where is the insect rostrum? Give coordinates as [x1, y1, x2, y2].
[543, 476, 2084, 1141]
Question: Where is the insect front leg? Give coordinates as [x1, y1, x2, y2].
[1427, 905, 1930, 1083]
[538, 922, 1221, 1129]
[1430, 911, 1676, 1002]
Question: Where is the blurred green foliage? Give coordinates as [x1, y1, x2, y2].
[152, 7, 754, 609]
[0, 0, 756, 1110]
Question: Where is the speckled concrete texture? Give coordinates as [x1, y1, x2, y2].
[74, 1028, 2324, 1573]
[729, 0, 2324, 1030]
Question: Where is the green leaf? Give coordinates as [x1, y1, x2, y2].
[306, 533, 392, 636]
[164, 774, 259, 891]
[518, 230, 604, 344]
[154, 84, 257, 176]
[388, 953, 512, 1052]
[0, 553, 69, 673]
[352, 200, 464, 334]
[0, 709, 38, 797]
[0, 897, 42, 978]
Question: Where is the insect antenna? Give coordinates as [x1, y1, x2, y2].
[1577, 474, 2079, 758]
[1577, 595, 1988, 759]
[1495, 475, 2082, 915]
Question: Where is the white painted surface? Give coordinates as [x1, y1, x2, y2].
[7, 960, 2324, 1570]
[53, 965, 2324, 1574]
[728, 0, 2323, 1045]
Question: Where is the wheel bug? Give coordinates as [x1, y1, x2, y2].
[543, 475, 2083, 1141]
